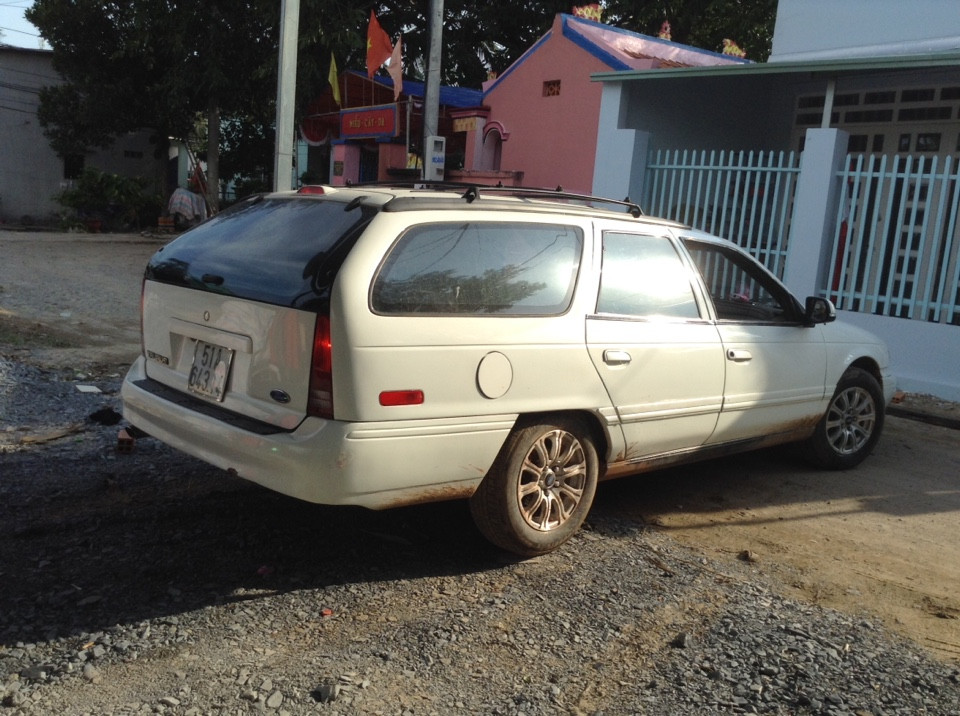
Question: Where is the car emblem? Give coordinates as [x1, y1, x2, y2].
[270, 389, 291, 404]
[203, 310, 211, 322]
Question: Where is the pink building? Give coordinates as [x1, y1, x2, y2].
[454, 14, 748, 193]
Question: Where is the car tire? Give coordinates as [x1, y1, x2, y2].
[805, 367, 885, 470]
[470, 416, 599, 557]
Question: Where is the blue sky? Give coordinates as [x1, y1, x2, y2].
[0, 0, 45, 49]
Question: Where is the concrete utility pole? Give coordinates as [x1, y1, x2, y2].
[422, 0, 443, 177]
[273, 0, 300, 192]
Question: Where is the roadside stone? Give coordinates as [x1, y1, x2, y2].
[20, 665, 51, 681]
[313, 682, 340, 703]
[265, 690, 283, 709]
[81, 664, 100, 683]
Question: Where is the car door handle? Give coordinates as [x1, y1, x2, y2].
[603, 349, 632, 365]
[727, 349, 753, 362]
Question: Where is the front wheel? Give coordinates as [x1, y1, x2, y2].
[805, 367, 885, 469]
[470, 416, 599, 557]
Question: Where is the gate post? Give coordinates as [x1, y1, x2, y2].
[783, 128, 848, 298]
[592, 82, 650, 207]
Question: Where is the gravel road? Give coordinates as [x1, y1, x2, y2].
[2, 231, 960, 714]
[2, 369, 959, 716]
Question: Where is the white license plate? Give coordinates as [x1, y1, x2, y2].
[187, 340, 234, 401]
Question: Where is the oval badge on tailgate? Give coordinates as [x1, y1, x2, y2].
[270, 389, 291, 404]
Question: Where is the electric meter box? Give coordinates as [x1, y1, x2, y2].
[424, 135, 446, 181]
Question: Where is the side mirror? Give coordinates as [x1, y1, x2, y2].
[804, 296, 836, 325]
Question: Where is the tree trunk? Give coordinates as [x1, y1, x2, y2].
[206, 100, 220, 213]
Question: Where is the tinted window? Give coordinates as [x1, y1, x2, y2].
[146, 197, 373, 308]
[683, 239, 797, 323]
[372, 222, 582, 315]
[597, 233, 699, 319]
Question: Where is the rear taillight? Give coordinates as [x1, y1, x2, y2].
[307, 314, 334, 418]
[139, 277, 146, 357]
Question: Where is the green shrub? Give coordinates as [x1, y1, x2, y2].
[56, 168, 161, 231]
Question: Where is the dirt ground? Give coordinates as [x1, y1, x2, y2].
[0, 230, 158, 371]
[2, 229, 959, 663]
[604, 424, 960, 661]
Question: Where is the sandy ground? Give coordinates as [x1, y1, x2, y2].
[0, 230, 162, 370]
[600, 424, 960, 661]
[2, 229, 959, 663]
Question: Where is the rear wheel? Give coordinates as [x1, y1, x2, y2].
[470, 416, 599, 556]
[806, 367, 885, 469]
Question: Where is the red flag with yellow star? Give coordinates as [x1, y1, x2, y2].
[366, 10, 393, 79]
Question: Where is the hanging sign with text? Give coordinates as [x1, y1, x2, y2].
[340, 104, 399, 139]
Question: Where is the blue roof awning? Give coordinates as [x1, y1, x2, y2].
[343, 69, 482, 108]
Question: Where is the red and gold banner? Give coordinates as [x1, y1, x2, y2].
[339, 104, 398, 139]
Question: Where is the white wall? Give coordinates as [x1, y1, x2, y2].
[0, 48, 66, 222]
[839, 310, 960, 402]
[771, 0, 960, 62]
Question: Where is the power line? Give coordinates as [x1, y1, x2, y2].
[0, 25, 39, 37]
[0, 79, 43, 94]
[0, 64, 59, 82]
[0, 102, 36, 114]
[0, 92, 40, 108]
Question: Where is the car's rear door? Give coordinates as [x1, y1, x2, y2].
[585, 230, 726, 457]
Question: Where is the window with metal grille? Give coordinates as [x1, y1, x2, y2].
[542, 80, 561, 97]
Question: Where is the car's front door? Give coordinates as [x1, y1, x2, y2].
[586, 232, 726, 459]
[682, 238, 828, 443]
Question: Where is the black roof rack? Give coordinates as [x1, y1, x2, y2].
[345, 180, 644, 218]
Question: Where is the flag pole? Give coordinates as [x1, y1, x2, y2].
[422, 0, 443, 178]
[273, 0, 300, 191]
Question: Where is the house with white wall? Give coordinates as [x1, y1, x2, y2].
[592, 0, 960, 400]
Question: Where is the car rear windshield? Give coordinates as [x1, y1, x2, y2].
[146, 197, 374, 308]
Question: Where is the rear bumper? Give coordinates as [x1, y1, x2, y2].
[121, 357, 514, 508]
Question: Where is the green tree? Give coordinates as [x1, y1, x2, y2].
[26, 0, 774, 206]
[364, 1, 572, 87]
[27, 0, 365, 207]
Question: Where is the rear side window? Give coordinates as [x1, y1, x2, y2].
[597, 233, 700, 319]
[372, 222, 582, 315]
[146, 197, 373, 308]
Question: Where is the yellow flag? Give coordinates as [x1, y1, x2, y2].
[328, 52, 341, 106]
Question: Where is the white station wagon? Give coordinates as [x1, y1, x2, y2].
[122, 183, 895, 555]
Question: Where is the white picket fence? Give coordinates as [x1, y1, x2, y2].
[644, 148, 960, 327]
[825, 154, 960, 326]
[643, 149, 800, 278]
